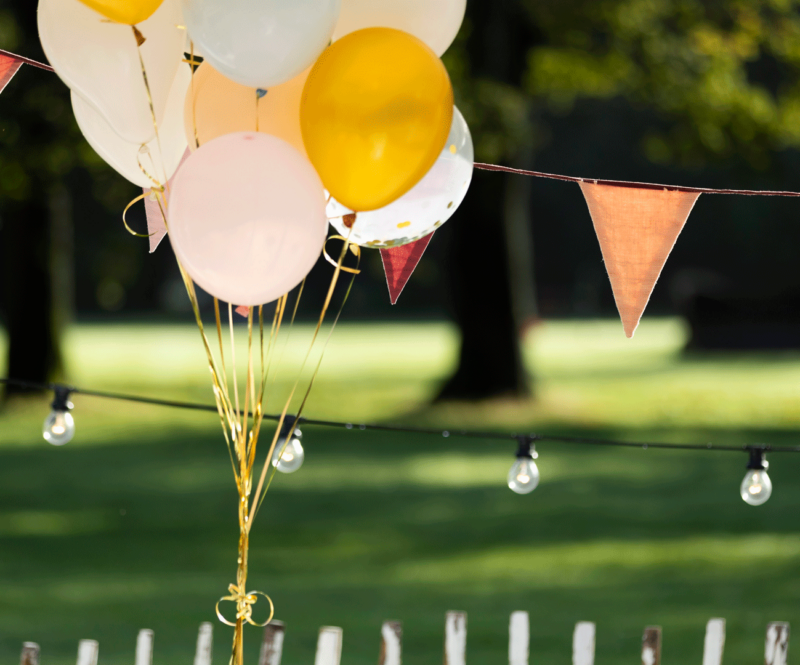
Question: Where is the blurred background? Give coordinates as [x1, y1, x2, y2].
[2, 0, 800, 663]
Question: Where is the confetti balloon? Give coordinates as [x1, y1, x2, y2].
[168, 133, 328, 306]
[184, 62, 309, 158]
[300, 27, 453, 212]
[76, 0, 164, 24]
[328, 107, 472, 248]
[332, 0, 465, 56]
[182, 0, 340, 88]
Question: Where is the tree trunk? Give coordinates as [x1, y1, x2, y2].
[2, 188, 64, 397]
[437, 169, 532, 400]
[437, 0, 536, 400]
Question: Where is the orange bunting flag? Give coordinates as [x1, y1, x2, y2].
[380, 233, 434, 305]
[0, 53, 22, 95]
[580, 182, 700, 338]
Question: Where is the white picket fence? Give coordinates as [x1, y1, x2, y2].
[16, 612, 790, 665]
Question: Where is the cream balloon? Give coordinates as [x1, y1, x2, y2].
[182, 0, 340, 88]
[184, 62, 309, 158]
[331, 0, 465, 56]
[73, 64, 190, 187]
[38, 0, 184, 145]
[169, 132, 328, 306]
[328, 107, 473, 248]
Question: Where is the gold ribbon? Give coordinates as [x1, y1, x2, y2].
[121, 191, 158, 238]
[216, 584, 274, 627]
[323, 235, 362, 274]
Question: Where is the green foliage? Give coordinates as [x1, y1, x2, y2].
[446, 0, 800, 168]
[521, 0, 800, 167]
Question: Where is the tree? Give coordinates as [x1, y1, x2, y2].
[437, 0, 539, 400]
[437, 0, 800, 400]
[0, 3, 120, 396]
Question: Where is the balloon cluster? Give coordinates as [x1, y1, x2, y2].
[38, 0, 473, 306]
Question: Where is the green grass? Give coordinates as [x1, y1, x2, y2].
[1, 318, 799, 665]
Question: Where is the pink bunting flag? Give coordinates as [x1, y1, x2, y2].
[379, 233, 434, 305]
[580, 182, 700, 338]
[143, 148, 191, 253]
[235, 305, 249, 317]
[0, 53, 22, 95]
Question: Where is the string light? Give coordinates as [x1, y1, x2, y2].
[1, 377, 798, 500]
[741, 447, 772, 506]
[508, 436, 540, 495]
[271, 418, 305, 473]
[42, 385, 75, 446]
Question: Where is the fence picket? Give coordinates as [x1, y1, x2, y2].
[445, 612, 467, 665]
[20, 642, 40, 665]
[259, 621, 286, 665]
[701, 619, 725, 665]
[572, 622, 595, 665]
[77, 640, 99, 665]
[193, 622, 213, 665]
[765, 623, 790, 665]
[379, 621, 402, 665]
[134, 629, 153, 665]
[509, 612, 529, 665]
[314, 626, 343, 665]
[641, 627, 661, 665]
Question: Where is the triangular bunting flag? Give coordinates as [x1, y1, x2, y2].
[143, 148, 191, 253]
[0, 53, 22, 95]
[380, 233, 434, 305]
[580, 182, 700, 338]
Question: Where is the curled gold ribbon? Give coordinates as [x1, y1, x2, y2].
[323, 235, 361, 274]
[216, 585, 274, 628]
[121, 191, 157, 238]
[120, 146, 168, 239]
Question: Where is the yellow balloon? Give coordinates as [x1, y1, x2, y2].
[301, 27, 453, 212]
[184, 63, 310, 158]
[77, 0, 164, 24]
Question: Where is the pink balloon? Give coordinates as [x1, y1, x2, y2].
[168, 132, 328, 306]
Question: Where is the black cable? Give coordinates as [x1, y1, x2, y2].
[3, 376, 799, 453]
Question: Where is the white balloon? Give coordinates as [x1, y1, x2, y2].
[332, 0, 465, 57]
[38, 0, 185, 145]
[72, 63, 190, 187]
[328, 107, 473, 248]
[182, 0, 341, 88]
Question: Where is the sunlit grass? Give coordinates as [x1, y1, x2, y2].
[0, 319, 798, 665]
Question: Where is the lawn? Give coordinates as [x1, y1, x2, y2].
[0, 318, 799, 665]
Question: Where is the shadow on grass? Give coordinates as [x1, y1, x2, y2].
[0, 421, 798, 665]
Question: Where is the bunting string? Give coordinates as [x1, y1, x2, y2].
[472, 163, 800, 197]
[3, 49, 800, 198]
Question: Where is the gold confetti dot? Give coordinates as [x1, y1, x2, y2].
[397, 221, 411, 228]
[447, 201, 453, 208]
[449, 144, 457, 154]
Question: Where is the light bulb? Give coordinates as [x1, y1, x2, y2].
[741, 469, 772, 506]
[508, 456, 540, 494]
[43, 409, 75, 446]
[740, 448, 772, 506]
[271, 427, 304, 473]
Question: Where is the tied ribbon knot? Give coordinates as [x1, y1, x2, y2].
[216, 584, 274, 628]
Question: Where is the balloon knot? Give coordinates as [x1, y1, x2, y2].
[132, 26, 146, 47]
[343, 213, 357, 229]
